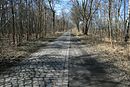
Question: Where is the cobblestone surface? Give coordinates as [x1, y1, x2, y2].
[1, 31, 130, 87]
[0, 32, 71, 87]
[68, 35, 130, 87]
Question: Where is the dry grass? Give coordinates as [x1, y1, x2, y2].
[71, 28, 130, 73]
[0, 30, 70, 60]
[71, 28, 83, 36]
[0, 32, 64, 73]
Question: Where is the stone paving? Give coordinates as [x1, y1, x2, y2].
[1, 31, 130, 87]
[68, 35, 130, 87]
[0, 32, 71, 87]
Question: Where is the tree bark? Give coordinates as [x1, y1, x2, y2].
[10, 0, 15, 45]
[125, 0, 130, 42]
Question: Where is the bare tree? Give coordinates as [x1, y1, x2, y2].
[71, 4, 81, 31]
[71, 0, 100, 35]
[10, 0, 16, 45]
[125, 0, 130, 42]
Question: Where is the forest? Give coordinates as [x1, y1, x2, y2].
[0, 0, 71, 58]
[0, 0, 130, 86]
[71, 0, 129, 45]
[71, 0, 130, 60]
[0, 0, 130, 56]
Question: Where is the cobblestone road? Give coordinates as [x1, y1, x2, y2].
[1, 31, 130, 87]
[68, 35, 130, 87]
[0, 32, 71, 87]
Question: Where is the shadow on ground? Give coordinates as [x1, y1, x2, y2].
[0, 37, 59, 73]
[0, 51, 68, 87]
[68, 41, 130, 87]
[68, 33, 130, 87]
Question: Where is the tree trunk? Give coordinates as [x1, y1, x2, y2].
[53, 11, 55, 33]
[11, 0, 15, 45]
[84, 22, 89, 35]
[44, 8, 47, 37]
[109, 0, 113, 47]
[125, 0, 130, 42]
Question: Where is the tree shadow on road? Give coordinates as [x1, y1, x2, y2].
[0, 54, 68, 87]
[69, 54, 130, 87]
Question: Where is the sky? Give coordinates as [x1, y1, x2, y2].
[55, 0, 72, 15]
[55, 0, 129, 19]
